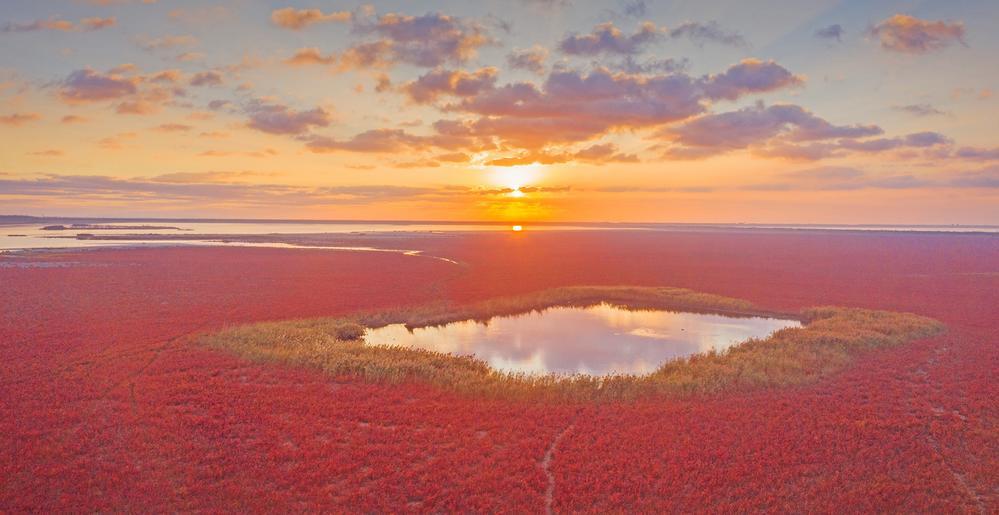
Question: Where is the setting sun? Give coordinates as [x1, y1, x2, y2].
[511, 225, 523, 232]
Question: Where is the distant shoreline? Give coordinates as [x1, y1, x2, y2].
[2, 215, 996, 233]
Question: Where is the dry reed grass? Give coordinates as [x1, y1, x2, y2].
[195, 286, 944, 401]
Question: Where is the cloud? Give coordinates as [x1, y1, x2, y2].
[2, 16, 115, 33]
[869, 14, 965, 54]
[434, 152, 469, 163]
[0, 112, 42, 126]
[281, 10, 494, 71]
[436, 57, 804, 151]
[700, 59, 804, 101]
[175, 52, 205, 62]
[57, 66, 188, 116]
[814, 24, 844, 42]
[335, 40, 394, 70]
[244, 99, 332, 135]
[197, 149, 279, 159]
[115, 100, 159, 115]
[59, 68, 139, 103]
[668, 21, 746, 47]
[98, 132, 138, 150]
[953, 146, 999, 161]
[270, 7, 352, 30]
[80, 17, 117, 31]
[559, 22, 660, 55]
[285, 47, 337, 66]
[355, 12, 494, 67]
[948, 165, 999, 188]
[892, 103, 948, 117]
[403, 67, 498, 103]
[149, 171, 272, 183]
[663, 103, 886, 159]
[573, 143, 639, 163]
[751, 165, 999, 191]
[836, 131, 952, 153]
[149, 69, 184, 84]
[190, 71, 223, 87]
[152, 123, 192, 132]
[28, 149, 64, 157]
[0, 174, 448, 207]
[61, 115, 89, 124]
[507, 46, 549, 75]
[485, 143, 639, 166]
[613, 56, 688, 74]
[393, 159, 441, 169]
[306, 129, 431, 153]
[452, 68, 704, 147]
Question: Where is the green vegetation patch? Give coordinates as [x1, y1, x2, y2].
[195, 286, 944, 401]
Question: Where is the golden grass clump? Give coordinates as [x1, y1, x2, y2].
[195, 286, 944, 401]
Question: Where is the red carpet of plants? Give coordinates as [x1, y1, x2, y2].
[1, 230, 996, 512]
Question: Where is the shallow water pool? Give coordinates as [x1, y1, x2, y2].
[363, 303, 801, 376]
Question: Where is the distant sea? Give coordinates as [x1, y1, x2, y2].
[0, 216, 996, 251]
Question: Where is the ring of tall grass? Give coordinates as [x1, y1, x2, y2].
[195, 286, 944, 401]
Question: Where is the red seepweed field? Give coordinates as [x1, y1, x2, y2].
[1, 230, 996, 512]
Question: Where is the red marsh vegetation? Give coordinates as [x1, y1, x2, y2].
[1, 230, 996, 512]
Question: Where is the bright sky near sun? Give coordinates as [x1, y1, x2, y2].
[0, 0, 997, 223]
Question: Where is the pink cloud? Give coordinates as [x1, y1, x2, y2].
[558, 22, 661, 55]
[59, 68, 139, 103]
[244, 99, 332, 135]
[404, 67, 498, 103]
[190, 71, 223, 87]
[700, 59, 804, 101]
[356, 12, 494, 67]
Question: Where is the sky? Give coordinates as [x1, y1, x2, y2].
[0, 0, 997, 224]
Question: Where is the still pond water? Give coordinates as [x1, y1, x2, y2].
[363, 303, 802, 376]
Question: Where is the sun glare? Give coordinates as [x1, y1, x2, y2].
[511, 225, 523, 232]
[489, 163, 543, 191]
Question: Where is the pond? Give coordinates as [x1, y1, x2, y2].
[363, 303, 802, 376]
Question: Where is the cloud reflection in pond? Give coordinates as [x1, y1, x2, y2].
[363, 303, 801, 376]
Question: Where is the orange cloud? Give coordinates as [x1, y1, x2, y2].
[485, 143, 638, 166]
[152, 123, 192, 132]
[0, 112, 42, 126]
[29, 149, 65, 157]
[2, 16, 115, 33]
[307, 129, 430, 153]
[271, 8, 352, 30]
[285, 48, 336, 66]
[61, 115, 90, 124]
[869, 15, 965, 54]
